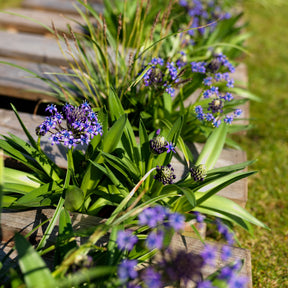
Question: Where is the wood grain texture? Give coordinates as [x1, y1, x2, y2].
[22, 0, 104, 15]
[0, 31, 72, 66]
[0, 8, 87, 36]
[0, 57, 59, 101]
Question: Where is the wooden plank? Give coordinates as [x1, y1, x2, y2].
[0, 8, 87, 36]
[0, 57, 59, 102]
[22, 0, 104, 15]
[0, 208, 252, 287]
[0, 31, 72, 66]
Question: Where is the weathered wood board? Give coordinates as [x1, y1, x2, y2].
[0, 8, 87, 36]
[22, 0, 104, 15]
[0, 57, 59, 102]
[0, 31, 72, 66]
[0, 208, 252, 287]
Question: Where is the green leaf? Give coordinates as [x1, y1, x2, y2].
[231, 87, 261, 102]
[195, 123, 228, 170]
[0, 150, 3, 220]
[196, 171, 256, 205]
[15, 234, 56, 288]
[139, 119, 150, 175]
[80, 114, 127, 194]
[55, 207, 77, 265]
[108, 87, 139, 163]
[16, 182, 61, 207]
[56, 266, 116, 288]
[194, 193, 269, 230]
[4, 167, 40, 188]
[161, 119, 191, 165]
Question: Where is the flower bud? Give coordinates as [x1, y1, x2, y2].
[190, 164, 207, 182]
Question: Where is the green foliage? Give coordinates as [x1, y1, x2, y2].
[0, 0, 270, 286]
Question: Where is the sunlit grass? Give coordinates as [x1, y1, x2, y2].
[0, 0, 22, 9]
[235, 2, 288, 287]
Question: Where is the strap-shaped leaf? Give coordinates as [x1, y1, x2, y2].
[16, 182, 61, 207]
[108, 87, 140, 163]
[195, 193, 269, 230]
[196, 170, 256, 205]
[139, 119, 150, 175]
[0, 150, 3, 219]
[196, 123, 228, 170]
[15, 234, 56, 288]
[81, 114, 127, 194]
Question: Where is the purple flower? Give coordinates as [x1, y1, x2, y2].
[165, 85, 176, 97]
[227, 78, 235, 88]
[221, 245, 232, 261]
[203, 76, 213, 86]
[161, 250, 204, 285]
[153, 205, 169, 223]
[222, 92, 234, 101]
[234, 109, 242, 117]
[228, 275, 249, 288]
[116, 230, 138, 251]
[216, 219, 235, 245]
[36, 102, 103, 147]
[168, 212, 185, 231]
[142, 268, 162, 288]
[213, 119, 221, 127]
[219, 266, 234, 280]
[208, 98, 223, 113]
[194, 211, 205, 223]
[165, 142, 176, 153]
[49, 133, 61, 145]
[118, 259, 138, 282]
[139, 207, 159, 228]
[197, 280, 215, 288]
[224, 114, 234, 125]
[205, 113, 214, 122]
[45, 104, 57, 114]
[201, 244, 217, 266]
[146, 230, 164, 250]
[214, 73, 223, 82]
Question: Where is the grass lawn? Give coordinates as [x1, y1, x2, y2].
[236, 2, 288, 287]
[0, 0, 21, 9]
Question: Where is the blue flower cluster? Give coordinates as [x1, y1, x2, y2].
[143, 57, 184, 97]
[191, 53, 242, 127]
[191, 213, 248, 287]
[117, 206, 186, 286]
[117, 208, 248, 288]
[179, 0, 231, 38]
[150, 130, 176, 155]
[36, 102, 103, 147]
